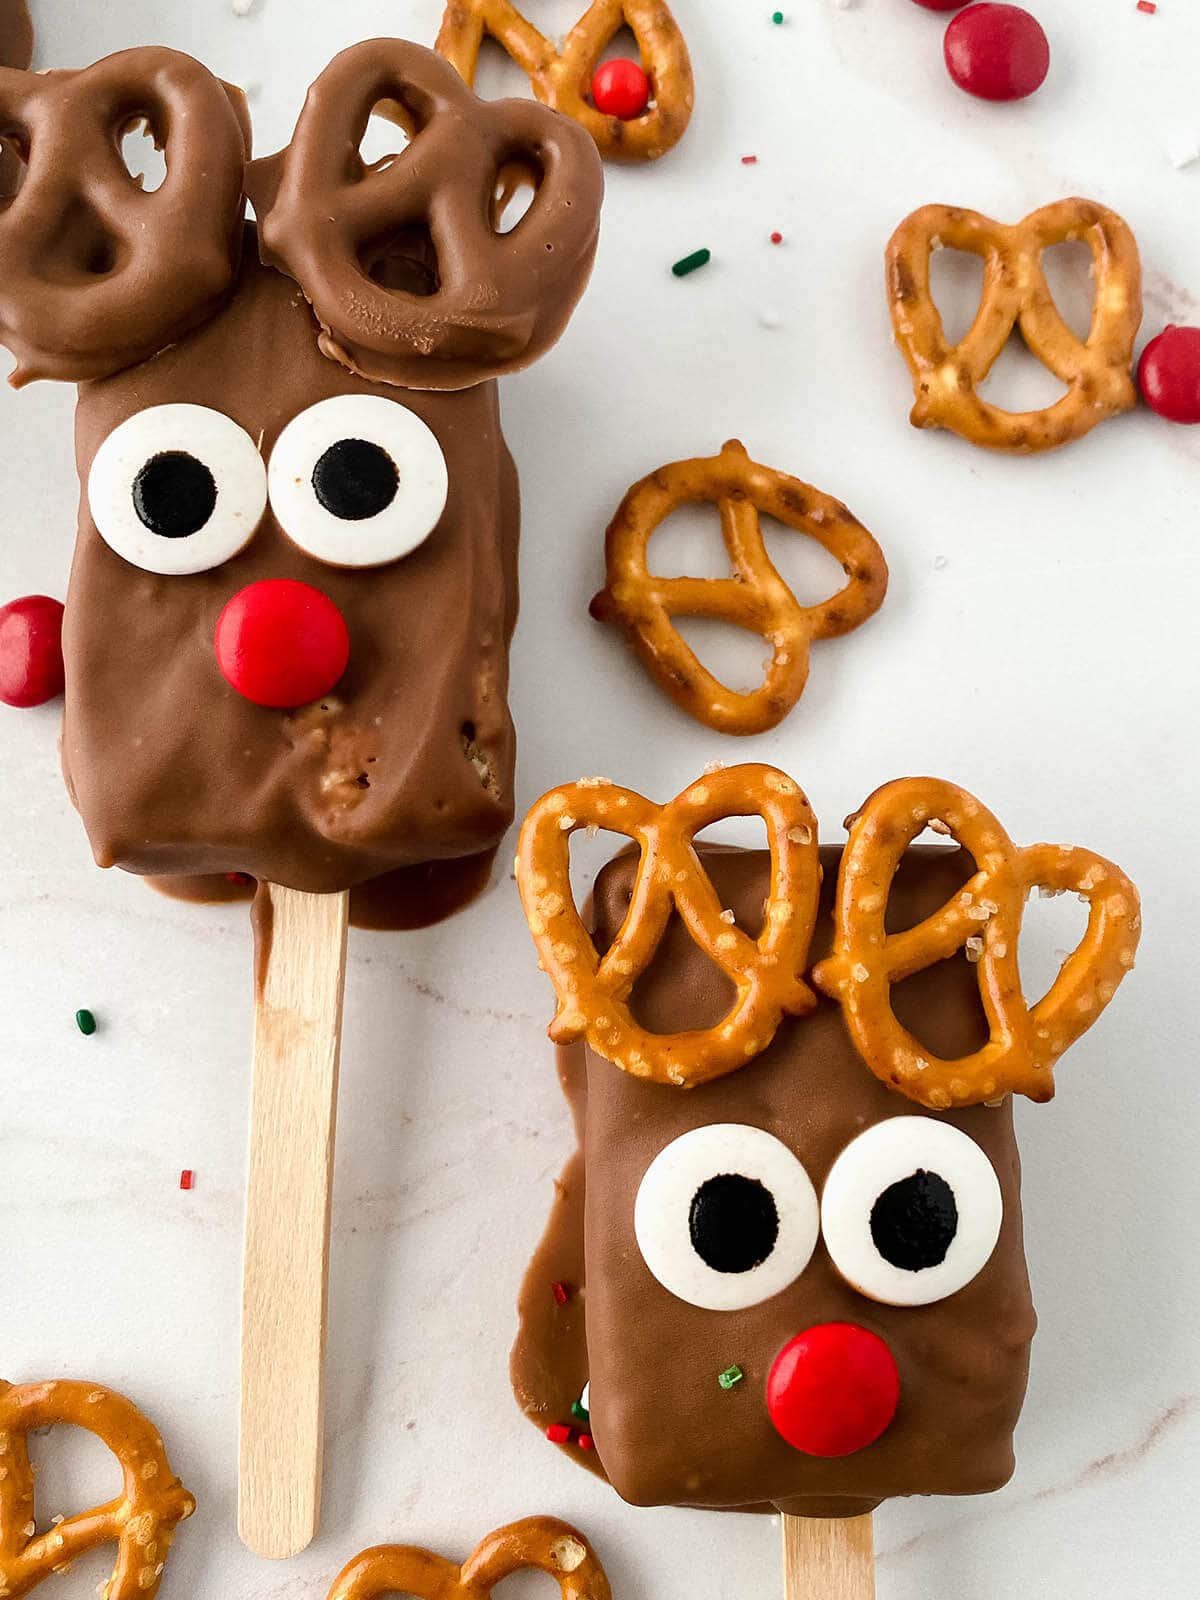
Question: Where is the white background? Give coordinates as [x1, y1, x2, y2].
[2, 2, 1198, 1596]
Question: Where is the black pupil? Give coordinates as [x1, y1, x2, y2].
[312, 437, 399, 521]
[689, 1174, 779, 1275]
[870, 1169, 959, 1272]
[132, 451, 217, 538]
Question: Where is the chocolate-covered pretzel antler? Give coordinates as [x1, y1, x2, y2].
[248, 39, 603, 391]
[0, 48, 248, 384]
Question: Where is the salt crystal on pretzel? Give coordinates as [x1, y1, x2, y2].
[886, 199, 1142, 454]
[0, 1380, 194, 1600]
[326, 1516, 611, 1600]
[516, 764, 821, 1087]
[591, 440, 889, 736]
[813, 776, 1142, 1108]
[436, 0, 693, 162]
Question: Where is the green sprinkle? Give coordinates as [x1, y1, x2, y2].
[571, 1400, 590, 1422]
[672, 247, 711, 278]
[717, 1364, 744, 1390]
[75, 1008, 97, 1036]
[772, 10, 785, 23]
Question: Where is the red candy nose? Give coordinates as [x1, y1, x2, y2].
[214, 579, 349, 708]
[767, 1323, 900, 1458]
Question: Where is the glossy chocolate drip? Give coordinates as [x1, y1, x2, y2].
[150, 847, 499, 931]
[511, 844, 1036, 1517]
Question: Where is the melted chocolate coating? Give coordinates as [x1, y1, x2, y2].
[0, 0, 32, 197]
[63, 239, 520, 894]
[512, 846, 1037, 1517]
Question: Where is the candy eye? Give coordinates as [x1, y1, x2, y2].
[821, 1118, 1003, 1307]
[634, 1125, 819, 1311]
[88, 404, 267, 576]
[267, 395, 449, 569]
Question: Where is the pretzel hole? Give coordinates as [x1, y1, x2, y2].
[493, 1573, 571, 1597]
[759, 513, 857, 607]
[672, 616, 777, 696]
[928, 248, 987, 345]
[362, 223, 440, 297]
[883, 840, 977, 936]
[1040, 241, 1099, 341]
[1017, 885, 1090, 1006]
[119, 117, 167, 193]
[492, 160, 539, 235]
[647, 502, 735, 580]
[40, 198, 121, 281]
[25, 1421, 125, 1537]
[977, 336, 1069, 413]
[358, 108, 412, 175]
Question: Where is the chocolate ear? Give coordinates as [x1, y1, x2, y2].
[248, 38, 603, 391]
[0, 47, 247, 385]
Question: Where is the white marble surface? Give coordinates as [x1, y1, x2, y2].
[2, 1, 1198, 1595]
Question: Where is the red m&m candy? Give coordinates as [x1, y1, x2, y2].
[944, 4, 1050, 102]
[591, 59, 651, 121]
[214, 579, 349, 708]
[766, 1323, 900, 1458]
[1138, 326, 1200, 424]
[0, 594, 65, 708]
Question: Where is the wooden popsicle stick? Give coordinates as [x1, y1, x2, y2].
[782, 1514, 875, 1599]
[239, 883, 350, 1560]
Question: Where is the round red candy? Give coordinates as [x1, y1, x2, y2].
[214, 579, 349, 708]
[766, 1323, 900, 1458]
[944, 4, 1050, 102]
[0, 594, 65, 708]
[1138, 326, 1200, 424]
[591, 58, 651, 121]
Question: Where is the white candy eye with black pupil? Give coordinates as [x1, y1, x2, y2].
[268, 394, 449, 569]
[87, 403, 267, 576]
[634, 1125, 819, 1311]
[821, 1118, 1003, 1307]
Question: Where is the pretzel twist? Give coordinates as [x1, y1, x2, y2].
[0, 1380, 195, 1600]
[591, 440, 889, 735]
[517, 765, 820, 1087]
[812, 778, 1142, 1109]
[327, 1517, 611, 1600]
[0, 48, 247, 385]
[436, 0, 693, 162]
[249, 39, 602, 391]
[886, 199, 1142, 453]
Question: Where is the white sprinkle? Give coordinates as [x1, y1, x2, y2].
[759, 307, 784, 330]
[932, 554, 949, 570]
[231, 0, 257, 15]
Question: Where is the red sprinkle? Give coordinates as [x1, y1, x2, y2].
[551, 1280, 571, 1306]
[179, 1170, 194, 1191]
[741, 155, 758, 165]
[770, 231, 783, 245]
[578, 1433, 595, 1451]
[1136, 1, 1156, 12]
[546, 1423, 573, 1444]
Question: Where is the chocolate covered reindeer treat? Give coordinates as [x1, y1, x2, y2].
[512, 766, 1140, 1516]
[0, 39, 602, 899]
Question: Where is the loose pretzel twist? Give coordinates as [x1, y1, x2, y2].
[327, 1517, 611, 1600]
[517, 765, 820, 1087]
[436, 0, 693, 162]
[0, 48, 248, 385]
[0, 1380, 195, 1600]
[812, 778, 1142, 1109]
[590, 440, 889, 735]
[248, 39, 603, 391]
[886, 199, 1142, 453]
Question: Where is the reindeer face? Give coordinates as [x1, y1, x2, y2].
[0, 40, 602, 895]
[63, 251, 519, 892]
[520, 846, 1036, 1515]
